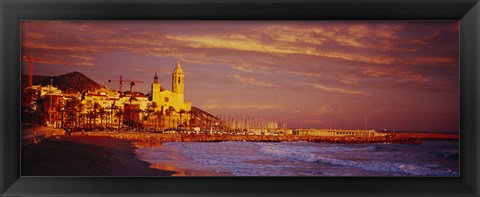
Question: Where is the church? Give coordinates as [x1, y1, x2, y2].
[151, 61, 192, 128]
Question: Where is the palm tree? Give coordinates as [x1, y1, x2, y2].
[179, 109, 186, 130]
[78, 113, 85, 129]
[115, 109, 124, 132]
[87, 111, 95, 130]
[65, 98, 82, 131]
[185, 110, 191, 130]
[167, 106, 175, 130]
[154, 111, 163, 132]
[149, 102, 158, 129]
[33, 93, 48, 126]
[135, 108, 143, 131]
[109, 103, 117, 130]
[76, 102, 84, 129]
[93, 102, 100, 129]
[99, 107, 106, 130]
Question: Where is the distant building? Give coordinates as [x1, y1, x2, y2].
[30, 85, 63, 96]
[266, 121, 278, 130]
[151, 61, 192, 128]
[293, 129, 387, 137]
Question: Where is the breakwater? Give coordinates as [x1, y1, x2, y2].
[76, 132, 422, 144]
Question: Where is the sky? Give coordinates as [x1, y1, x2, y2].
[21, 21, 459, 132]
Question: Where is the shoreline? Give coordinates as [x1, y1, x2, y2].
[133, 141, 232, 176]
[22, 135, 177, 176]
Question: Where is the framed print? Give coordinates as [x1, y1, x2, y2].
[1, 0, 479, 196]
[18, 20, 460, 177]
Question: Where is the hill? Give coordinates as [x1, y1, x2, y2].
[23, 71, 103, 94]
[21, 75, 52, 88]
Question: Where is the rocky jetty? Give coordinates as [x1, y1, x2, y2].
[78, 132, 422, 145]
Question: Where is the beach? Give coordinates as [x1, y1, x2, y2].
[21, 133, 459, 176]
[22, 135, 176, 176]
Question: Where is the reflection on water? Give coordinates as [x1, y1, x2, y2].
[132, 141, 164, 148]
[149, 163, 230, 176]
[133, 141, 231, 176]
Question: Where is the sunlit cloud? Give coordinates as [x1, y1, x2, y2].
[23, 58, 93, 67]
[22, 42, 104, 53]
[231, 64, 254, 72]
[410, 57, 457, 65]
[313, 83, 370, 96]
[362, 67, 430, 83]
[288, 71, 321, 77]
[232, 75, 276, 88]
[166, 34, 394, 65]
[24, 32, 47, 40]
[201, 102, 279, 110]
[70, 55, 95, 61]
[312, 106, 334, 116]
[336, 72, 360, 85]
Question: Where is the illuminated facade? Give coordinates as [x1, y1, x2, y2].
[151, 61, 192, 128]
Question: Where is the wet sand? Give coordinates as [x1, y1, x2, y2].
[22, 135, 177, 176]
[133, 141, 232, 176]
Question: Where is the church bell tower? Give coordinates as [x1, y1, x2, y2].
[152, 72, 161, 104]
[172, 60, 184, 94]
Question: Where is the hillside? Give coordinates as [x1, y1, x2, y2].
[23, 71, 103, 94]
[190, 106, 222, 128]
[21, 75, 51, 88]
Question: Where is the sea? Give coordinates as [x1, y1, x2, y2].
[134, 140, 459, 176]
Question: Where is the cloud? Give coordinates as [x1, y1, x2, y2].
[20, 21, 458, 95]
[288, 71, 321, 77]
[201, 102, 278, 110]
[363, 67, 393, 77]
[312, 106, 334, 116]
[231, 64, 254, 72]
[22, 42, 104, 53]
[313, 83, 370, 96]
[336, 72, 360, 85]
[165, 34, 394, 65]
[70, 55, 95, 61]
[232, 75, 276, 88]
[24, 32, 47, 40]
[410, 57, 457, 65]
[362, 67, 430, 83]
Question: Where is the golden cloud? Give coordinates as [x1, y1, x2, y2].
[233, 75, 276, 88]
[313, 83, 370, 96]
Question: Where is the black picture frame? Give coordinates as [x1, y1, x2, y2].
[1, 0, 479, 196]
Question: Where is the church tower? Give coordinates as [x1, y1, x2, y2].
[172, 60, 184, 94]
[151, 72, 161, 105]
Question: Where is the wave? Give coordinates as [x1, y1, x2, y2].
[259, 143, 459, 176]
[135, 141, 459, 176]
[424, 150, 459, 161]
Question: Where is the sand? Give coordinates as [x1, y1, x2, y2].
[21, 135, 177, 176]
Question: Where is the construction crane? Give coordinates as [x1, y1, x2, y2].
[108, 76, 144, 97]
[22, 52, 41, 88]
